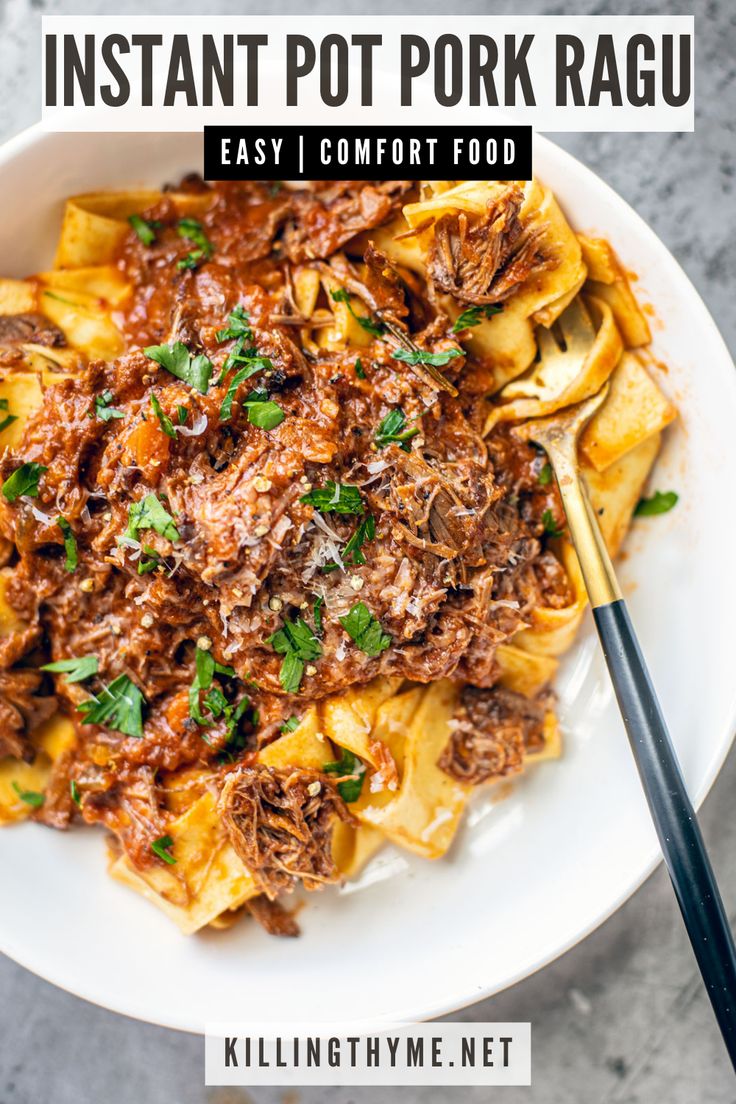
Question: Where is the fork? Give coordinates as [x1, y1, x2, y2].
[515, 302, 736, 1069]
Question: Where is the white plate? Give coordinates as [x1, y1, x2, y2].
[0, 126, 734, 1033]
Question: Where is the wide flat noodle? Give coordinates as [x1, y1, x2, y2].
[0, 714, 76, 825]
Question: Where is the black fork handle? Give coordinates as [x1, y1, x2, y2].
[593, 598, 736, 1068]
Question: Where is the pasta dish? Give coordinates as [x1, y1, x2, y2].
[0, 177, 676, 936]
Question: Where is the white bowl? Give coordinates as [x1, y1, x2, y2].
[0, 126, 734, 1033]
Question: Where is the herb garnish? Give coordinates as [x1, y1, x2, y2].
[143, 342, 213, 395]
[342, 515, 376, 567]
[0, 398, 17, 434]
[280, 715, 300, 734]
[12, 781, 45, 808]
[188, 645, 236, 728]
[219, 364, 272, 420]
[128, 214, 161, 246]
[542, 509, 565, 537]
[634, 490, 679, 517]
[391, 347, 463, 369]
[355, 358, 366, 380]
[268, 617, 322, 694]
[217, 305, 252, 343]
[70, 779, 82, 806]
[151, 835, 176, 865]
[330, 289, 385, 337]
[2, 462, 47, 502]
[238, 389, 284, 431]
[92, 389, 124, 422]
[313, 595, 324, 637]
[137, 545, 162, 575]
[339, 602, 391, 657]
[176, 218, 214, 271]
[57, 517, 78, 572]
[323, 748, 365, 803]
[300, 481, 363, 515]
[41, 655, 98, 684]
[126, 493, 180, 543]
[150, 394, 176, 438]
[77, 674, 145, 738]
[538, 462, 553, 486]
[375, 408, 419, 452]
[177, 405, 188, 425]
[452, 304, 503, 333]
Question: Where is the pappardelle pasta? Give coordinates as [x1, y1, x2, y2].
[0, 178, 676, 936]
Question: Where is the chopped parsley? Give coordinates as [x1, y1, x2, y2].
[240, 389, 284, 431]
[313, 595, 324, 637]
[216, 305, 252, 343]
[342, 514, 376, 567]
[92, 389, 124, 422]
[280, 715, 300, 734]
[0, 398, 17, 434]
[70, 779, 81, 806]
[354, 358, 366, 380]
[330, 289, 385, 337]
[137, 545, 162, 575]
[375, 408, 419, 452]
[176, 218, 214, 271]
[2, 462, 47, 502]
[126, 493, 180, 543]
[41, 654, 98, 684]
[150, 394, 176, 438]
[177, 405, 188, 425]
[219, 363, 271, 420]
[538, 462, 553, 486]
[391, 347, 463, 368]
[542, 509, 565, 537]
[77, 674, 145, 738]
[151, 834, 176, 865]
[268, 616, 322, 695]
[12, 781, 45, 808]
[634, 490, 679, 517]
[143, 341, 213, 395]
[323, 748, 365, 803]
[339, 602, 391, 657]
[57, 517, 78, 572]
[188, 645, 236, 728]
[452, 304, 503, 333]
[300, 481, 363, 515]
[128, 214, 160, 246]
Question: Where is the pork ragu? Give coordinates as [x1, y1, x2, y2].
[0, 178, 571, 933]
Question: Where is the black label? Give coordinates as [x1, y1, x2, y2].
[203, 125, 531, 180]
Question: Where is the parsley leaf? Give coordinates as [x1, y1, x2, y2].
[188, 645, 236, 728]
[343, 515, 376, 567]
[323, 748, 365, 803]
[452, 304, 503, 333]
[375, 408, 419, 452]
[280, 715, 300, 734]
[77, 674, 145, 738]
[151, 834, 176, 865]
[0, 398, 17, 435]
[2, 462, 47, 502]
[92, 389, 124, 422]
[300, 481, 363, 515]
[143, 342, 213, 395]
[391, 347, 463, 368]
[126, 493, 180, 543]
[542, 509, 565, 538]
[41, 654, 98, 684]
[128, 214, 160, 246]
[538, 462, 553, 486]
[217, 305, 252, 343]
[339, 602, 391, 657]
[268, 616, 322, 694]
[634, 490, 679, 517]
[330, 289, 385, 337]
[241, 389, 284, 431]
[150, 394, 176, 438]
[313, 595, 324, 637]
[355, 358, 366, 380]
[57, 516, 78, 572]
[219, 361, 271, 420]
[12, 781, 45, 808]
[137, 545, 162, 575]
[177, 405, 188, 425]
[70, 779, 82, 806]
[177, 218, 213, 260]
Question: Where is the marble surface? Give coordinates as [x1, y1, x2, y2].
[1, 0, 735, 1101]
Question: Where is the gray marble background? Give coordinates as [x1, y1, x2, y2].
[0, 1, 734, 1101]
